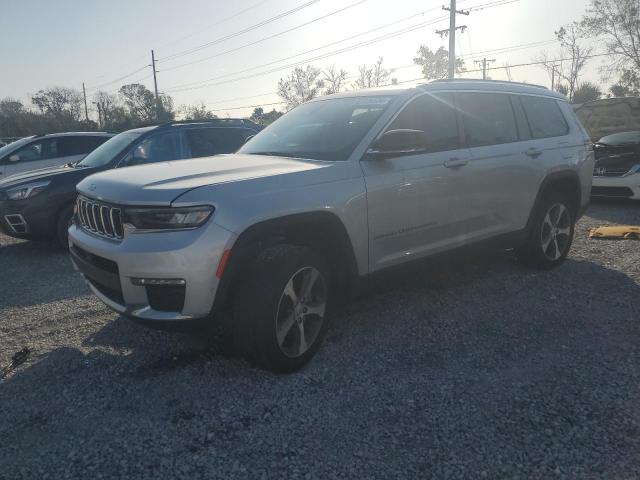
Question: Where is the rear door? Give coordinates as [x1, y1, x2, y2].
[456, 91, 539, 241]
[362, 92, 472, 271]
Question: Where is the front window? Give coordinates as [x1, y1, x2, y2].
[77, 131, 142, 168]
[239, 96, 392, 161]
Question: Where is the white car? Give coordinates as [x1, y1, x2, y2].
[591, 131, 640, 200]
[0, 132, 113, 179]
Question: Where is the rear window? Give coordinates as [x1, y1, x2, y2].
[186, 128, 250, 157]
[520, 96, 569, 139]
[457, 92, 518, 147]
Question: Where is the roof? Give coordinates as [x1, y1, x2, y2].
[317, 79, 565, 102]
[40, 131, 114, 138]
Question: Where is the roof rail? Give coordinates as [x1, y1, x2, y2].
[157, 118, 260, 129]
[427, 78, 548, 90]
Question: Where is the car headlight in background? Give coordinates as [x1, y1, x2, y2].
[6, 180, 50, 200]
[124, 205, 214, 231]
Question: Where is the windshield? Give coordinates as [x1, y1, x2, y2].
[0, 137, 34, 159]
[598, 131, 640, 146]
[76, 131, 143, 168]
[238, 96, 392, 161]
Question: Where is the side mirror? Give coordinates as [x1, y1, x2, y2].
[8, 154, 20, 163]
[366, 129, 427, 159]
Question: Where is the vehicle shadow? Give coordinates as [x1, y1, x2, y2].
[2, 253, 640, 478]
[0, 237, 88, 308]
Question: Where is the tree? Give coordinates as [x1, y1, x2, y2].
[352, 57, 392, 89]
[414, 46, 465, 80]
[323, 65, 348, 95]
[31, 87, 84, 122]
[580, 0, 640, 91]
[555, 84, 570, 97]
[277, 65, 325, 110]
[608, 69, 640, 97]
[572, 81, 602, 103]
[118, 83, 175, 124]
[538, 24, 593, 102]
[93, 91, 131, 131]
[180, 102, 217, 120]
[250, 107, 284, 125]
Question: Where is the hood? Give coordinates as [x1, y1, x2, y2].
[76, 154, 331, 205]
[0, 164, 85, 189]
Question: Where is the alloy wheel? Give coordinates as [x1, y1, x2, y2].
[540, 203, 571, 261]
[275, 266, 327, 358]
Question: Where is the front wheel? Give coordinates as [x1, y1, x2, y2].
[55, 204, 74, 249]
[515, 193, 575, 269]
[233, 245, 331, 373]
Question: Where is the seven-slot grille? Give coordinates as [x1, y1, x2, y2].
[76, 196, 124, 240]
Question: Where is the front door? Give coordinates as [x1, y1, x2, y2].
[361, 92, 471, 272]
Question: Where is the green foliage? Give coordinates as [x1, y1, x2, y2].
[414, 46, 465, 80]
[250, 107, 284, 125]
[180, 102, 217, 120]
[572, 82, 602, 103]
[277, 65, 325, 110]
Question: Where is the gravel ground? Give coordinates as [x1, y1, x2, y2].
[1, 200, 639, 480]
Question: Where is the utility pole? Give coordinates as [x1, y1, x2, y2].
[474, 58, 496, 80]
[151, 50, 160, 121]
[436, 0, 469, 79]
[82, 82, 89, 122]
[550, 64, 560, 91]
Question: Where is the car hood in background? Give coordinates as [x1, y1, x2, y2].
[76, 154, 332, 206]
[0, 164, 87, 189]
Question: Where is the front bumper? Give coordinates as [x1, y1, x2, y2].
[592, 173, 640, 200]
[0, 198, 58, 239]
[68, 221, 237, 321]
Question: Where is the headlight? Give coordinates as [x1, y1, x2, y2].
[6, 181, 50, 200]
[124, 205, 214, 231]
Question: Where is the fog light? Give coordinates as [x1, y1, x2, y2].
[130, 278, 186, 286]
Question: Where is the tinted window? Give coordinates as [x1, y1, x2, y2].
[457, 93, 518, 147]
[122, 132, 181, 167]
[59, 136, 110, 156]
[386, 93, 460, 153]
[520, 96, 569, 139]
[510, 96, 532, 141]
[239, 96, 391, 161]
[186, 128, 249, 157]
[10, 138, 59, 162]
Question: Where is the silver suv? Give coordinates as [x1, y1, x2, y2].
[69, 80, 594, 372]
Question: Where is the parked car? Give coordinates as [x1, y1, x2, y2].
[68, 80, 594, 372]
[0, 119, 261, 246]
[591, 131, 640, 200]
[0, 132, 113, 178]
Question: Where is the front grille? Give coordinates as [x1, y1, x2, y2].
[71, 244, 118, 274]
[146, 285, 186, 312]
[593, 165, 635, 177]
[591, 186, 634, 197]
[76, 196, 124, 240]
[88, 278, 125, 305]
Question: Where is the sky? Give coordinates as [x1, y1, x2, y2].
[0, 0, 604, 119]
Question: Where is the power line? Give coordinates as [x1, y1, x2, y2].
[159, 0, 371, 73]
[163, 12, 450, 92]
[158, 0, 321, 62]
[85, 65, 149, 91]
[155, 0, 271, 50]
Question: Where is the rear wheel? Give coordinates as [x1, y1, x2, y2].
[233, 244, 331, 373]
[55, 204, 74, 249]
[516, 193, 575, 269]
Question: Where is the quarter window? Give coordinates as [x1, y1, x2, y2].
[520, 96, 569, 139]
[457, 93, 518, 147]
[387, 93, 460, 153]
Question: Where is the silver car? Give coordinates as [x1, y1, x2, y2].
[69, 80, 594, 372]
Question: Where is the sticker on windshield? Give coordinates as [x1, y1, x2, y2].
[353, 96, 392, 106]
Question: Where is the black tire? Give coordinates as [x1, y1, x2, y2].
[515, 192, 575, 269]
[55, 204, 74, 249]
[233, 244, 332, 373]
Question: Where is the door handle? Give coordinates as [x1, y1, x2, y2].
[443, 157, 468, 168]
[524, 148, 543, 158]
